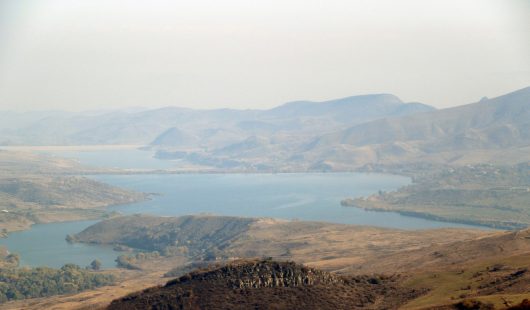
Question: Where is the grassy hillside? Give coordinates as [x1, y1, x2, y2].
[343, 163, 530, 229]
[91, 217, 530, 309]
[388, 229, 530, 309]
[105, 224, 530, 309]
[72, 215, 488, 273]
[74, 215, 254, 259]
[0, 151, 146, 234]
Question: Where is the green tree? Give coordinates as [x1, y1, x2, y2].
[90, 259, 102, 271]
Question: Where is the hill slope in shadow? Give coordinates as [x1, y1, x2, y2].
[107, 259, 424, 310]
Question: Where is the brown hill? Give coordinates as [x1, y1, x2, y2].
[0, 151, 146, 235]
[107, 259, 425, 310]
[305, 87, 530, 168]
[350, 228, 530, 275]
[357, 228, 530, 309]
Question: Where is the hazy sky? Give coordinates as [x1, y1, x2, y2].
[0, 0, 529, 111]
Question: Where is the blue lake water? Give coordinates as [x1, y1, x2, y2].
[0, 149, 487, 269]
[97, 173, 479, 229]
[1, 221, 120, 269]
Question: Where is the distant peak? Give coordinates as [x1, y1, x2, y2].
[276, 93, 404, 109]
[322, 93, 403, 105]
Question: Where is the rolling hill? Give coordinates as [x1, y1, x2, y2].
[262, 94, 433, 122]
[303, 87, 530, 169]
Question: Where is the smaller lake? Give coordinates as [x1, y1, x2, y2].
[1, 221, 120, 269]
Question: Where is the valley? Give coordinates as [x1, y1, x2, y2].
[2, 1, 528, 308]
[0, 87, 528, 309]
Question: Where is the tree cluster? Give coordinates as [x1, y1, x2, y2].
[0, 264, 115, 303]
[116, 251, 160, 270]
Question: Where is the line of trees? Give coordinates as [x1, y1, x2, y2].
[0, 264, 115, 303]
[116, 251, 160, 270]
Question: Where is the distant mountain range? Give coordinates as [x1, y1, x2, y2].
[0, 93, 433, 147]
[2, 87, 528, 171]
[303, 86, 530, 169]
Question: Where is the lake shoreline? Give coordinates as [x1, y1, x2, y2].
[0, 193, 149, 238]
[341, 200, 504, 230]
[0, 148, 498, 271]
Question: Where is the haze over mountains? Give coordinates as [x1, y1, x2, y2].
[2, 86, 529, 171]
[0, 93, 432, 145]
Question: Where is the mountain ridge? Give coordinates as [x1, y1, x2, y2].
[301, 86, 530, 169]
[0, 93, 434, 147]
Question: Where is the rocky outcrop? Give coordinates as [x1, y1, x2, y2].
[168, 260, 342, 289]
[107, 259, 425, 310]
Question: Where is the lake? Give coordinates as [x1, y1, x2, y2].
[98, 173, 477, 229]
[1, 221, 120, 269]
[0, 149, 487, 269]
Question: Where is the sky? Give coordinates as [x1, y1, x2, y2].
[0, 0, 529, 111]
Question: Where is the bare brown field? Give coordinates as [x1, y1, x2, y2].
[231, 219, 492, 274]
